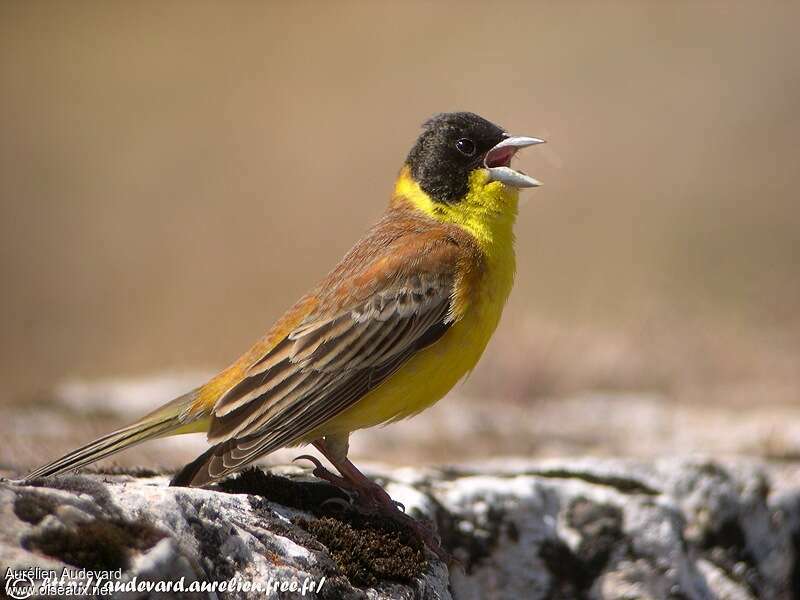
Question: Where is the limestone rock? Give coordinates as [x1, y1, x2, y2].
[1, 458, 798, 599]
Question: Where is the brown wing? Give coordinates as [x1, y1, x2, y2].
[171, 225, 471, 487]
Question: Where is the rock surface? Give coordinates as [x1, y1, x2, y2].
[1, 458, 799, 599]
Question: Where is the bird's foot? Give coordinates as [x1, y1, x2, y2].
[293, 454, 355, 490]
[348, 478, 451, 563]
[294, 452, 451, 562]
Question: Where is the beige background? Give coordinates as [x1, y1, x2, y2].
[1, 2, 798, 470]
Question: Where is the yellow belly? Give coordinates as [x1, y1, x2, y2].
[309, 250, 514, 440]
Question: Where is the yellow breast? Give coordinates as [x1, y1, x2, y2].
[308, 169, 518, 439]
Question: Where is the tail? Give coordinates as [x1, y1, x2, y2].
[25, 390, 207, 480]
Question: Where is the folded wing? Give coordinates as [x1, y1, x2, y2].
[172, 234, 465, 486]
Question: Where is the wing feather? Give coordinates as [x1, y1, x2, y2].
[172, 225, 479, 487]
[209, 276, 451, 444]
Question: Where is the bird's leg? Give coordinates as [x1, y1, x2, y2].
[312, 440, 399, 508]
[292, 453, 354, 490]
[311, 437, 449, 562]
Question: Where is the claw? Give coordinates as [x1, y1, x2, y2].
[293, 454, 324, 469]
[321, 496, 354, 511]
[294, 455, 353, 488]
[306, 438, 451, 562]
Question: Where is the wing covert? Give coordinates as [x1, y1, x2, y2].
[205, 237, 465, 477]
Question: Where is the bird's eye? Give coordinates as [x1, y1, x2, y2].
[455, 138, 476, 156]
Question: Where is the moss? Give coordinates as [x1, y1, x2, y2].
[217, 467, 350, 511]
[298, 514, 427, 588]
[22, 516, 166, 570]
[436, 466, 659, 496]
[218, 467, 429, 587]
[25, 475, 120, 517]
[13, 492, 60, 525]
[531, 469, 658, 496]
[87, 465, 165, 477]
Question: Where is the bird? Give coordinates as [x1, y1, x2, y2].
[26, 111, 544, 557]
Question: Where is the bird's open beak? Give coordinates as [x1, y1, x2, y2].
[484, 136, 545, 188]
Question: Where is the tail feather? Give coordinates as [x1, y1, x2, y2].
[169, 444, 218, 487]
[25, 390, 203, 480]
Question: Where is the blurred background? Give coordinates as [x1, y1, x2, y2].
[2, 1, 799, 474]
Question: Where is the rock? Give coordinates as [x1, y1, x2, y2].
[1, 458, 798, 599]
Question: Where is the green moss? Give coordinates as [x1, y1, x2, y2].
[298, 514, 427, 588]
[22, 516, 166, 570]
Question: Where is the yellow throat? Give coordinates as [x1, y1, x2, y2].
[394, 165, 519, 263]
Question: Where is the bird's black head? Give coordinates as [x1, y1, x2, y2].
[406, 112, 508, 203]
